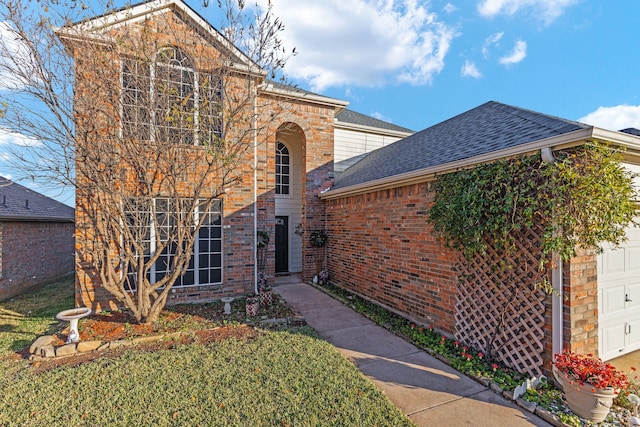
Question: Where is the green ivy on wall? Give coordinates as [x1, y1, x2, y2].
[428, 142, 638, 275]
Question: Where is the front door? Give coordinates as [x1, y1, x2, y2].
[275, 216, 288, 273]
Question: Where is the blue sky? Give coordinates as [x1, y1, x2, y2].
[2, 0, 640, 205]
[270, 0, 640, 132]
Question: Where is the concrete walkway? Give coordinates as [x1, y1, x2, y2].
[274, 281, 551, 427]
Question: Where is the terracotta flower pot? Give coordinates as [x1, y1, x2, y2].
[554, 367, 617, 423]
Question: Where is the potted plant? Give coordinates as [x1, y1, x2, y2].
[310, 229, 328, 281]
[553, 351, 629, 422]
[257, 271, 272, 307]
[245, 295, 260, 317]
[256, 230, 269, 271]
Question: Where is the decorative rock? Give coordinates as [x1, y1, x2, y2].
[132, 334, 164, 344]
[108, 340, 132, 349]
[490, 382, 503, 394]
[39, 345, 55, 358]
[55, 343, 78, 357]
[96, 343, 110, 352]
[469, 374, 490, 387]
[516, 397, 537, 414]
[30, 335, 55, 354]
[77, 341, 103, 352]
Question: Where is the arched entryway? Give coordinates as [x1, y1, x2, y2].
[274, 123, 305, 274]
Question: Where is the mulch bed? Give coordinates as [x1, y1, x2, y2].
[26, 294, 295, 373]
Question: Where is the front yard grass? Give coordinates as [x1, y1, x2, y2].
[0, 279, 413, 427]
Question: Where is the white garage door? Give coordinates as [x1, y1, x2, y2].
[598, 217, 640, 361]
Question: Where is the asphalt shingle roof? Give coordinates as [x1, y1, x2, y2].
[0, 176, 74, 221]
[620, 128, 640, 136]
[334, 101, 590, 189]
[336, 109, 414, 133]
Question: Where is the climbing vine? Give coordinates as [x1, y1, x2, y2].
[428, 142, 638, 273]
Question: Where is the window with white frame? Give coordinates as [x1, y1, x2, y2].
[125, 198, 223, 289]
[276, 142, 290, 195]
[121, 46, 222, 145]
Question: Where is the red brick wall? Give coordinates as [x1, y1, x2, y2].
[325, 182, 460, 334]
[70, 8, 337, 309]
[326, 180, 598, 371]
[563, 248, 599, 355]
[0, 221, 75, 300]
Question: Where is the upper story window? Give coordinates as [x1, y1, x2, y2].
[121, 46, 222, 145]
[275, 142, 290, 195]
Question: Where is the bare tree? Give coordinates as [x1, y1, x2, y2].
[0, 0, 294, 323]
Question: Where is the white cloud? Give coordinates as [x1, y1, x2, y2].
[370, 111, 394, 123]
[499, 39, 527, 65]
[0, 21, 33, 91]
[482, 32, 504, 57]
[578, 105, 640, 131]
[461, 60, 482, 78]
[259, 0, 458, 91]
[0, 128, 41, 147]
[443, 3, 458, 13]
[477, 0, 580, 25]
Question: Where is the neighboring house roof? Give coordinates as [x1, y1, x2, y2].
[324, 101, 640, 198]
[0, 177, 74, 222]
[620, 128, 640, 136]
[336, 109, 414, 134]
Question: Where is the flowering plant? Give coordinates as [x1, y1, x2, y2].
[553, 351, 628, 392]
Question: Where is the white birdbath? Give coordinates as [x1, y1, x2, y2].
[56, 307, 92, 344]
[221, 297, 234, 315]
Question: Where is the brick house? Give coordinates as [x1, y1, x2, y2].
[0, 176, 75, 300]
[59, 0, 409, 312]
[63, 0, 640, 375]
[321, 101, 640, 375]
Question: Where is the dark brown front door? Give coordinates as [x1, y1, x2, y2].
[275, 216, 288, 273]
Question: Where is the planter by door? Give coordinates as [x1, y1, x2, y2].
[554, 368, 617, 423]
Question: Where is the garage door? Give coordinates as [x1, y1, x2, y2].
[598, 217, 640, 361]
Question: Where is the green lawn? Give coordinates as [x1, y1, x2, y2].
[0, 279, 413, 426]
[0, 276, 74, 354]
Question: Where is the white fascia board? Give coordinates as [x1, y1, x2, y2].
[261, 83, 349, 111]
[56, 26, 116, 47]
[65, 0, 256, 72]
[321, 128, 598, 200]
[590, 128, 640, 163]
[334, 121, 414, 138]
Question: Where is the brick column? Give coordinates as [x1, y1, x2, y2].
[562, 248, 599, 355]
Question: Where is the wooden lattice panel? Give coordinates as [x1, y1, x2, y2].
[455, 225, 547, 377]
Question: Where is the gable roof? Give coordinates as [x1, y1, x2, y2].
[0, 177, 74, 222]
[336, 109, 414, 134]
[57, 0, 261, 77]
[324, 101, 640, 198]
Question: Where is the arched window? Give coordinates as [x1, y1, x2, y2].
[121, 46, 222, 144]
[276, 142, 290, 195]
[155, 47, 195, 144]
